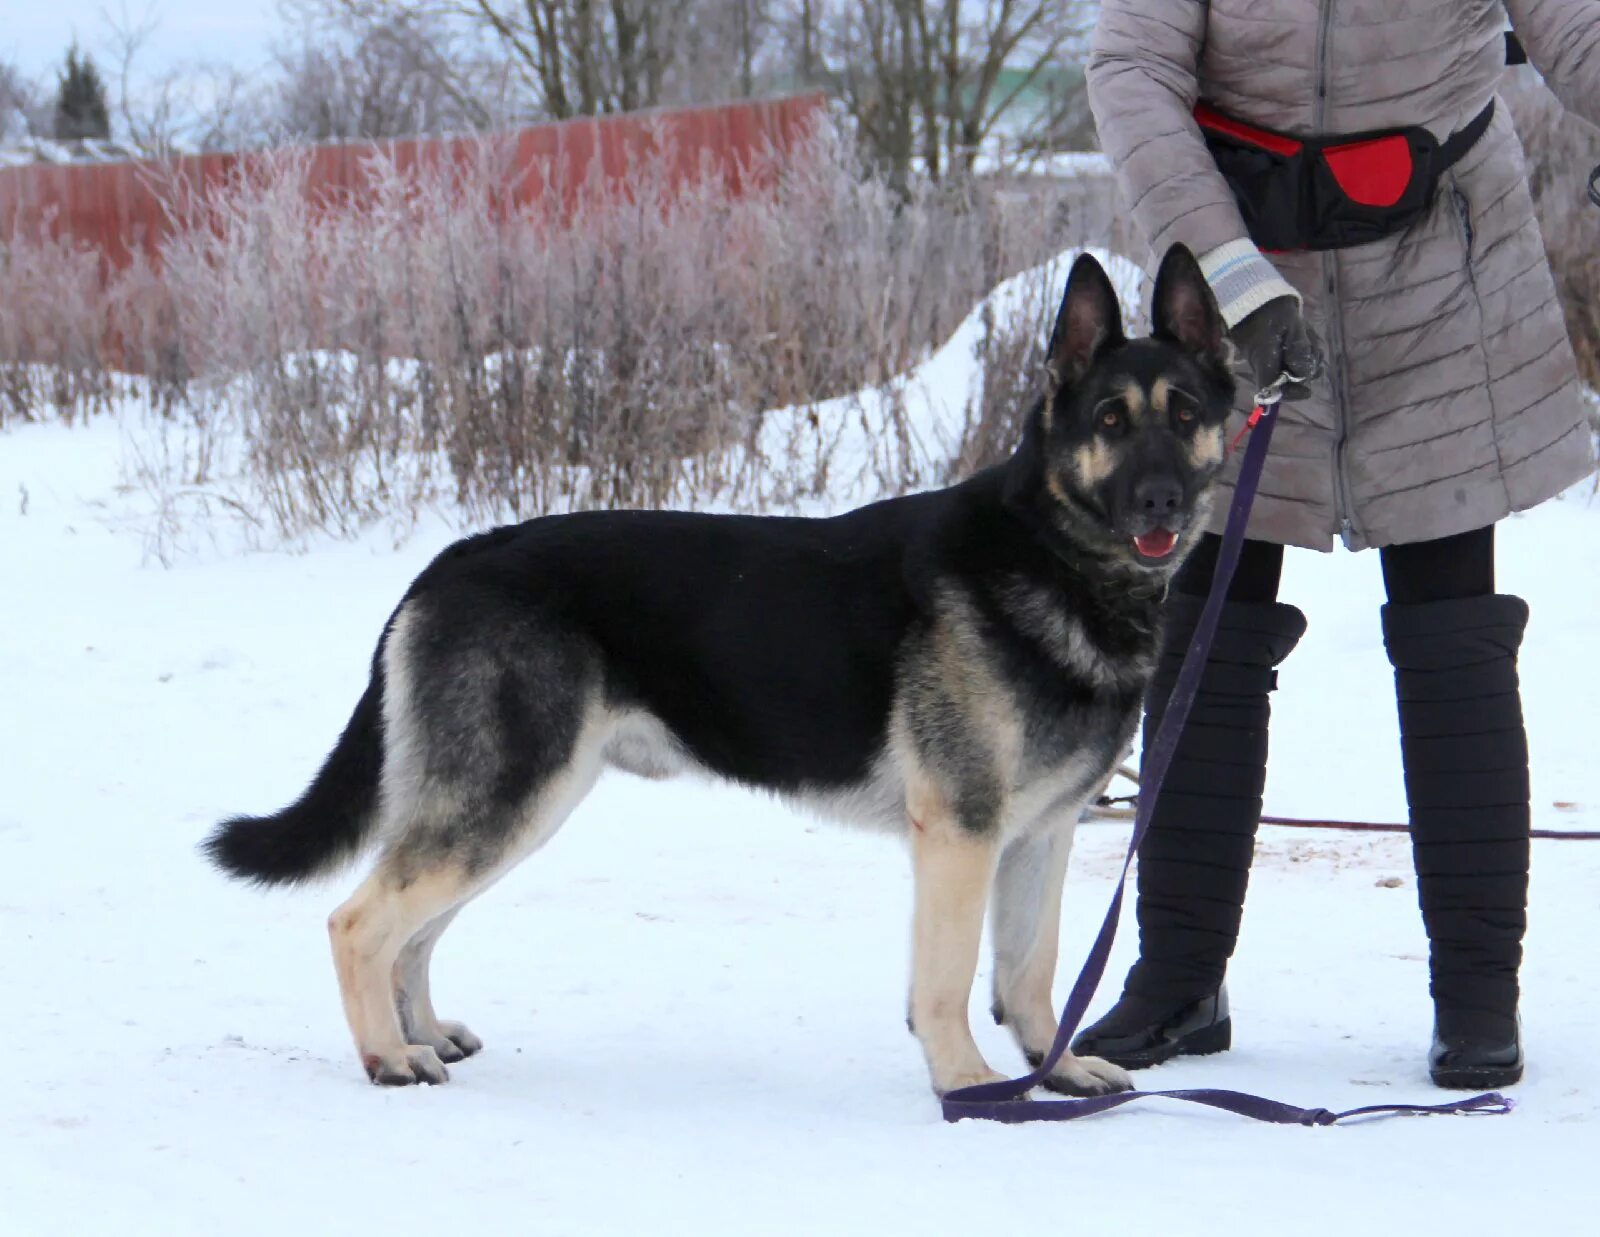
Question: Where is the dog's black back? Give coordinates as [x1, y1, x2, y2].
[417, 499, 931, 789]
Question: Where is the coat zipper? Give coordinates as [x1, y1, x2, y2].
[1314, 0, 1360, 547]
[1451, 185, 1475, 260]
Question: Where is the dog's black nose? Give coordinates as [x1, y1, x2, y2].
[1135, 477, 1184, 517]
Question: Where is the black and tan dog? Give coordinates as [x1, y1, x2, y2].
[207, 245, 1236, 1099]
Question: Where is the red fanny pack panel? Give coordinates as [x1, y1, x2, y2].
[1320, 136, 1415, 207]
[1193, 103, 1303, 157]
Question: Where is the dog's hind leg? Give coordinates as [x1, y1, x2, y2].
[393, 908, 483, 1064]
[332, 741, 604, 1086]
[330, 859, 483, 1085]
[905, 780, 1006, 1097]
[330, 594, 609, 1085]
[989, 822, 1132, 1097]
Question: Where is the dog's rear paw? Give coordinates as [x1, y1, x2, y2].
[363, 1046, 451, 1086]
[1039, 1053, 1134, 1097]
[423, 1021, 483, 1064]
[438, 1021, 483, 1060]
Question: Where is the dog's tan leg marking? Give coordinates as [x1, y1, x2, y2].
[330, 864, 475, 1086]
[335, 704, 608, 1086]
[393, 908, 483, 1063]
[906, 786, 1005, 1096]
[990, 825, 1132, 1097]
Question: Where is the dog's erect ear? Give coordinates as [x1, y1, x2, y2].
[1150, 244, 1228, 371]
[1047, 253, 1127, 388]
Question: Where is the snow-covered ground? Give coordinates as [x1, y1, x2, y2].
[4, 355, 1599, 1234]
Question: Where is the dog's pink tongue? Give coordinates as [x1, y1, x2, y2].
[1134, 529, 1178, 559]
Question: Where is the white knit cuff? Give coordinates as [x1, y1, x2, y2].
[1198, 239, 1301, 328]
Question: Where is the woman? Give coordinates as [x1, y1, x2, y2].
[1073, 0, 1599, 1089]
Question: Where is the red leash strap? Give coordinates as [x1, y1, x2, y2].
[1229, 403, 1268, 454]
[1260, 814, 1600, 841]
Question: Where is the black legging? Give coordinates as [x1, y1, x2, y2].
[1173, 525, 1496, 606]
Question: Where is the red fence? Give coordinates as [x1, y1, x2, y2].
[0, 93, 827, 271]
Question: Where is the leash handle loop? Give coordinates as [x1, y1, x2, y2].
[945, 1087, 1515, 1127]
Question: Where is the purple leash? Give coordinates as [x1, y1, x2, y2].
[942, 394, 1513, 1126]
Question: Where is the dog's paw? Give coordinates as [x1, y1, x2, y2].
[1038, 1053, 1134, 1097]
[418, 1021, 483, 1064]
[439, 1021, 483, 1059]
[363, 1045, 451, 1087]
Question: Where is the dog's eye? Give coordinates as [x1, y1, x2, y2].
[1169, 388, 1200, 424]
[1100, 409, 1121, 429]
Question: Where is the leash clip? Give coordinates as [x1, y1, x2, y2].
[1233, 368, 1310, 454]
[1253, 376, 1289, 408]
[1253, 364, 1315, 409]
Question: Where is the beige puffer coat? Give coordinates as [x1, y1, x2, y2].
[1088, 0, 1600, 551]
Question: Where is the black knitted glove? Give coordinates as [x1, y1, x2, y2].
[1229, 296, 1324, 401]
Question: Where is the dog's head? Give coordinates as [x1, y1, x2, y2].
[1019, 244, 1235, 574]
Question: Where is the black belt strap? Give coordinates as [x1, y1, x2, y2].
[1438, 99, 1496, 170]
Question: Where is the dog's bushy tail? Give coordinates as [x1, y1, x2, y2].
[203, 666, 386, 886]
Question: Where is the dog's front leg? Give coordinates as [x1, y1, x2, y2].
[906, 788, 1006, 1097]
[990, 823, 1132, 1097]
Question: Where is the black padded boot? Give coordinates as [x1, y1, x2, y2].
[1072, 594, 1306, 1069]
[1383, 594, 1531, 1090]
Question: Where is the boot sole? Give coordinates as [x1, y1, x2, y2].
[1094, 1017, 1232, 1071]
[1430, 1061, 1523, 1090]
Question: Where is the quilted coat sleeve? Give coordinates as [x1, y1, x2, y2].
[1505, 0, 1600, 127]
[1085, 0, 1250, 258]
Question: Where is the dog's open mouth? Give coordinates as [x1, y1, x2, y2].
[1133, 528, 1178, 559]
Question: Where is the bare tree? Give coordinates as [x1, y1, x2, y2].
[269, 8, 506, 140]
[817, 1, 1096, 189]
[669, 1, 782, 102]
[0, 59, 37, 143]
[299, 0, 803, 122]
[91, 8, 277, 151]
[107, 7, 161, 144]
[438, 0, 712, 116]
[278, 1, 522, 134]
[78, 0, 1097, 161]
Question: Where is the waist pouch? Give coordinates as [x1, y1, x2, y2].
[1194, 100, 1495, 252]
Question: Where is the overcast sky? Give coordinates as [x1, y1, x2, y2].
[5, 1, 282, 81]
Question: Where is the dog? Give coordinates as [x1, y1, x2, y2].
[205, 244, 1236, 1099]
